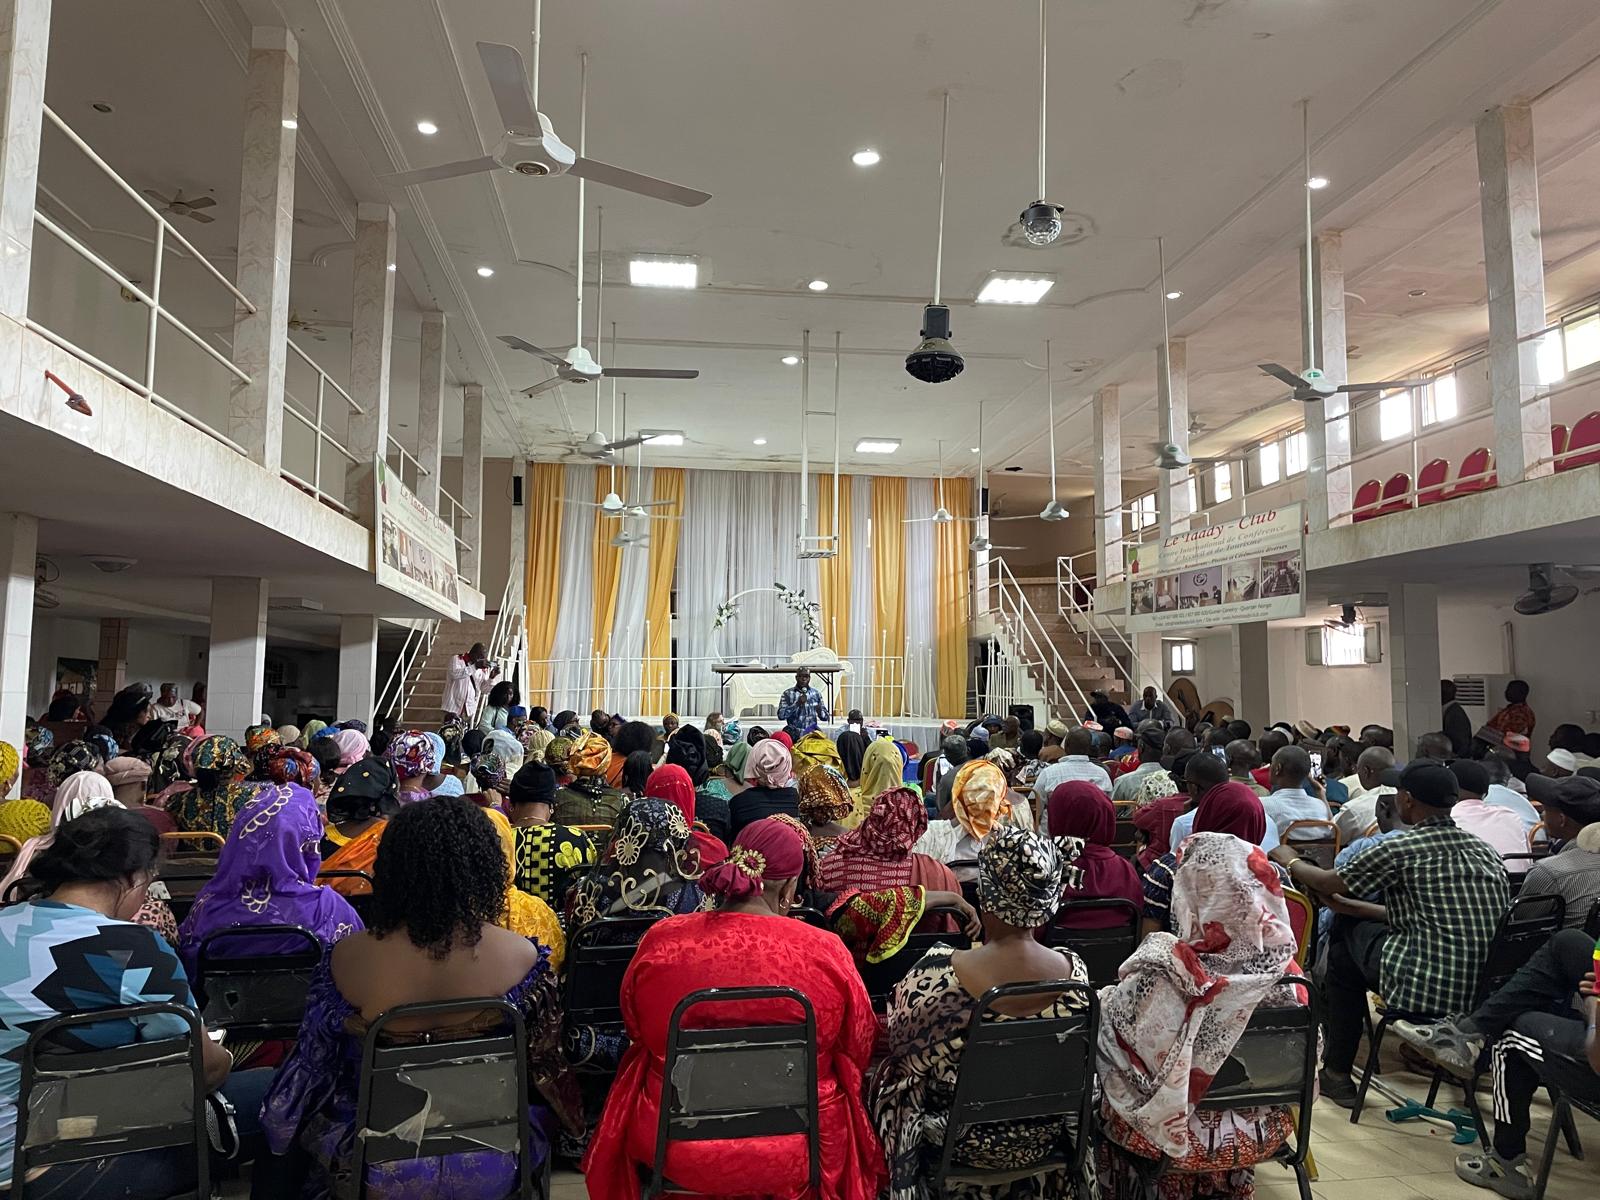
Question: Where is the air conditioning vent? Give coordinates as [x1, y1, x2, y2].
[1452, 675, 1488, 708]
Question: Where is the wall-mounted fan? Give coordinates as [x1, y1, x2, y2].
[1513, 564, 1579, 615]
[1323, 603, 1361, 632]
[33, 557, 59, 609]
[142, 189, 216, 224]
[287, 312, 328, 342]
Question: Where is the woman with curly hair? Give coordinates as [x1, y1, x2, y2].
[262, 795, 578, 1197]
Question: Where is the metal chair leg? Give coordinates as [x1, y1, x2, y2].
[1425, 1066, 1444, 1108]
[1534, 1095, 1568, 1200]
[1559, 1099, 1583, 1159]
[1294, 1162, 1315, 1200]
[1351, 1015, 1389, 1124]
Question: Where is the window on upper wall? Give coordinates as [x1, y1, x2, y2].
[1168, 641, 1196, 674]
[1257, 442, 1282, 487]
[1565, 313, 1600, 373]
[1184, 475, 1199, 515]
[1130, 493, 1157, 531]
[1379, 390, 1413, 441]
[1212, 462, 1233, 503]
[1284, 431, 1308, 476]
[1421, 374, 1458, 426]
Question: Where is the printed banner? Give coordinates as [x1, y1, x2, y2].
[375, 457, 461, 620]
[1126, 504, 1305, 632]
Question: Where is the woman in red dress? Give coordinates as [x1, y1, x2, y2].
[583, 816, 885, 1200]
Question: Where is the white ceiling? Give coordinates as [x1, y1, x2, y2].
[39, 0, 1600, 491]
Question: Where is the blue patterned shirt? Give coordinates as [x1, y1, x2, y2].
[777, 686, 830, 733]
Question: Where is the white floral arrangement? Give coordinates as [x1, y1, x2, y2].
[712, 599, 739, 630]
[773, 581, 823, 648]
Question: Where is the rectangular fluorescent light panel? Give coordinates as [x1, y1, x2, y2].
[855, 438, 901, 454]
[976, 273, 1056, 305]
[629, 256, 698, 288]
[640, 430, 685, 446]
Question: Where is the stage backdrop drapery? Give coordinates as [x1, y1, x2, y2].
[549, 464, 598, 706]
[641, 467, 683, 715]
[847, 473, 877, 710]
[934, 477, 974, 717]
[870, 476, 907, 716]
[815, 473, 851, 709]
[904, 477, 937, 720]
[524, 462, 564, 698]
[603, 466, 653, 715]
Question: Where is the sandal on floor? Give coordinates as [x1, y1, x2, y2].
[1395, 1016, 1483, 1072]
[1455, 1150, 1536, 1200]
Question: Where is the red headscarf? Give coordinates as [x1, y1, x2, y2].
[1049, 782, 1143, 928]
[1192, 781, 1269, 845]
[701, 815, 806, 902]
[814, 786, 933, 894]
[771, 730, 794, 750]
[646, 763, 727, 866]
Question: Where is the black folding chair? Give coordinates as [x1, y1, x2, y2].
[11, 1002, 209, 1200]
[1585, 896, 1600, 939]
[1117, 976, 1318, 1200]
[1532, 1050, 1600, 1199]
[931, 981, 1098, 1199]
[155, 870, 221, 925]
[561, 915, 659, 1066]
[646, 986, 818, 1200]
[947, 858, 980, 909]
[1040, 899, 1140, 987]
[858, 904, 971, 1009]
[349, 998, 543, 1200]
[1354, 892, 1566, 1124]
[315, 869, 376, 924]
[195, 925, 322, 1040]
[1111, 817, 1139, 859]
[788, 905, 832, 930]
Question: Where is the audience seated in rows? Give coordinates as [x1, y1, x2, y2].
[1049, 782, 1145, 929]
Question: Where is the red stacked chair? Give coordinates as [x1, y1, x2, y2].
[1351, 479, 1383, 522]
[1561, 411, 1600, 470]
[1417, 458, 1450, 505]
[1373, 472, 1414, 517]
[1447, 447, 1496, 497]
[1552, 423, 1569, 469]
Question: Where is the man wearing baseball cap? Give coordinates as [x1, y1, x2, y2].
[1271, 760, 1509, 1108]
[1519, 772, 1600, 925]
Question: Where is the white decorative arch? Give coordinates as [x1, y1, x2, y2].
[712, 582, 822, 654]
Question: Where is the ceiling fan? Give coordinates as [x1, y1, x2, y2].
[502, 137, 699, 395]
[969, 534, 1023, 553]
[993, 340, 1070, 522]
[383, 0, 709, 208]
[287, 312, 328, 342]
[1150, 442, 1249, 471]
[1323, 603, 1363, 632]
[1513, 563, 1579, 615]
[1259, 100, 1430, 405]
[143, 189, 216, 224]
[905, 441, 980, 525]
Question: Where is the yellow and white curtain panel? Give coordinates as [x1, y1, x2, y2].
[526, 465, 971, 718]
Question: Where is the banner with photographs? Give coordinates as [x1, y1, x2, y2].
[1126, 504, 1305, 632]
[374, 457, 461, 620]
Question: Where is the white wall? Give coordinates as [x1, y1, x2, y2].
[1440, 590, 1600, 729]
[27, 616, 205, 714]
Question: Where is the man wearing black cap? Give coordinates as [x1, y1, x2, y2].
[505, 761, 598, 910]
[1271, 760, 1510, 1107]
[1517, 773, 1600, 926]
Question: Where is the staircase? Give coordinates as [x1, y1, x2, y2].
[396, 611, 503, 727]
[1010, 578, 1128, 703]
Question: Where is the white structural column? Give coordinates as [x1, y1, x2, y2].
[206, 577, 269, 742]
[416, 313, 447, 511]
[460, 384, 485, 588]
[1476, 105, 1552, 483]
[1236, 621, 1272, 734]
[0, 513, 37, 797]
[1302, 231, 1353, 528]
[507, 454, 527, 601]
[1092, 386, 1122, 582]
[337, 614, 379, 726]
[1389, 582, 1442, 758]
[0, 0, 49, 320]
[345, 203, 397, 511]
[229, 27, 299, 469]
[1156, 337, 1191, 538]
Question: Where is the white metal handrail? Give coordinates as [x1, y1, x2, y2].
[988, 557, 1093, 719]
[386, 437, 432, 494]
[439, 487, 473, 552]
[376, 619, 439, 722]
[30, 105, 255, 454]
[283, 338, 363, 513]
[1056, 555, 1177, 719]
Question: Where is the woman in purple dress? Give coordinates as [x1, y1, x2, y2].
[261, 796, 577, 1198]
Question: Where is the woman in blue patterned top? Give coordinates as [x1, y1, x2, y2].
[0, 806, 279, 1198]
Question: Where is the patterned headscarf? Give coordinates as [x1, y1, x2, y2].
[471, 751, 509, 794]
[646, 763, 727, 867]
[952, 759, 1012, 840]
[148, 734, 197, 803]
[83, 729, 119, 763]
[701, 816, 806, 903]
[0, 799, 52, 844]
[521, 727, 555, 763]
[177, 735, 258, 837]
[828, 786, 926, 863]
[264, 746, 319, 787]
[569, 732, 612, 779]
[1098, 832, 1299, 1157]
[46, 740, 101, 790]
[384, 731, 432, 782]
[546, 736, 575, 773]
[245, 726, 283, 779]
[567, 796, 703, 926]
[0, 741, 18, 790]
[979, 824, 1080, 929]
[796, 765, 854, 824]
[1135, 768, 1180, 808]
[744, 739, 793, 788]
[23, 725, 52, 760]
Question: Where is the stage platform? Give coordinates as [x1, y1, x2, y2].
[633, 716, 958, 754]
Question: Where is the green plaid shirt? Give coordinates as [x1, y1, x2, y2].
[1339, 814, 1509, 1015]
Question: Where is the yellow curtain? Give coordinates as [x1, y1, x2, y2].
[816, 474, 851, 711]
[934, 478, 973, 717]
[589, 469, 623, 710]
[871, 476, 907, 715]
[641, 468, 683, 714]
[524, 463, 564, 699]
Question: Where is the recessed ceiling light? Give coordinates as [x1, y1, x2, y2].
[282, 117, 298, 130]
[807, 279, 829, 292]
[753, 437, 768, 446]
[1306, 175, 1330, 190]
[1407, 288, 1428, 298]
[781, 355, 801, 366]
[976, 272, 1056, 305]
[476, 266, 495, 277]
[855, 438, 900, 454]
[970, 446, 981, 453]
[91, 102, 113, 114]
[640, 429, 684, 447]
[629, 256, 698, 288]
[387, 263, 397, 272]
[416, 120, 439, 136]
[1165, 290, 1183, 300]
[851, 148, 881, 167]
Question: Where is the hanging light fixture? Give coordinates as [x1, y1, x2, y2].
[1018, 0, 1065, 246]
[906, 91, 965, 384]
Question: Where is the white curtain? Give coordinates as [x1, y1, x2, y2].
[604, 465, 653, 715]
[904, 477, 937, 717]
[847, 473, 877, 716]
[549, 463, 597, 709]
[677, 469, 737, 714]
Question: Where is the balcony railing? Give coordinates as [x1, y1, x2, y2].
[282, 338, 361, 514]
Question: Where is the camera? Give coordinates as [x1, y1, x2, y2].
[904, 304, 965, 384]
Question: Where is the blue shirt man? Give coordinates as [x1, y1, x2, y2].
[777, 668, 829, 734]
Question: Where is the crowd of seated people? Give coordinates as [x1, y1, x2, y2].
[0, 676, 1597, 1199]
